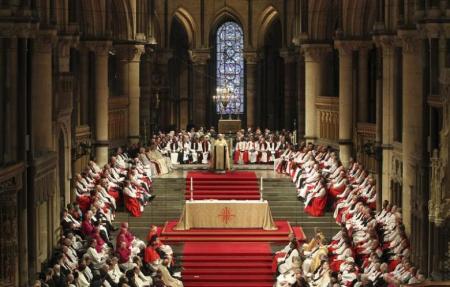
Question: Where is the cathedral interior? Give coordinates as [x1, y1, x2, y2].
[0, 0, 450, 286]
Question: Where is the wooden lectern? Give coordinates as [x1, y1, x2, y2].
[218, 119, 241, 134]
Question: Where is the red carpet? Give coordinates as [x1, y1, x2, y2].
[182, 242, 274, 287]
[160, 220, 305, 242]
[185, 171, 260, 200]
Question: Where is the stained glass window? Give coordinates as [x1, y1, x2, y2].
[216, 21, 244, 114]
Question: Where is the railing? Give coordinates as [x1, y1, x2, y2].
[108, 97, 129, 147]
[55, 73, 73, 117]
[355, 122, 377, 173]
[0, 162, 25, 287]
[316, 96, 339, 143]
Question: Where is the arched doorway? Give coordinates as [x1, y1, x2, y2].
[168, 17, 191, 131]
[58, 130, 66, 208]
[258, 18, 283, 130]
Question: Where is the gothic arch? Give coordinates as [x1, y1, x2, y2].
[256, 5, 280, 49]
[342, 0, 376, 37]
[173, 7, 197, 48]
[111, 0, 133, 40]
[209, 6, 246, 47]
[308, 0, 337, 41]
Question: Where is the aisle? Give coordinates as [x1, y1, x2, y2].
[182, 242, 274, 287]
[185, 171, 260, 200]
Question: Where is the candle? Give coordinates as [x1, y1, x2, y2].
[260, 177, 263, 191]
[190, 177, 193, 201]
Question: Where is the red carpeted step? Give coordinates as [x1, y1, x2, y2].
[182, 255, 272, 262]
[186, 181, 259, 187]
[183, 268, 273, 275]
[182, 262, 273, 269]
[185, 190, 260, 194]
[182, 274, 274, 282]
[184, 283, 274, 287]
[186, 187, 259, 192]
[184, 195, 262, 200]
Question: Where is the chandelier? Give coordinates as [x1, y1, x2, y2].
[213, 86, 237, 119]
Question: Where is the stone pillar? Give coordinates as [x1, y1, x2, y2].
[31, 30, 56, 152]
[335, 41, 355, 167]
[17, 37, 29, 287]
[301, 44, 331, 143]
[375, 36, 396, 203]
[116, 44, 145, 144]
[280, 49, 297, 129]
[358, 44, 370, 122]
[244, 51, 258, 129]
[190, 49, 210, 127]
[78, 46, 89, 125]
[86, 41, 112, 166]
[399, 31, 423, 235]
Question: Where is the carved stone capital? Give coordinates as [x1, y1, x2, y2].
[0, 21, 38, 38]
[33, 30, 57, 54]
[279, 49, 297, 63]
[418, 23, 442, 39]
[84, 41, 113, 57]
[189, 49, 210, 65]
[244, 51, 258, 65]
[58, 35, 79, 58]
[398, 30, 422, 54]
[301, 44, 331, 62]
[115, 44, 145, 62]
[334, 40, 359, 57]
[373, 35, 397, 57]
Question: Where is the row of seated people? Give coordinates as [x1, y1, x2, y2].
[275, 144, 376, 218]
[152, 127, 294, 165]
[273, 144, 424, 286]
[35, 152, 182, 287]
[73, 149, 161, 217]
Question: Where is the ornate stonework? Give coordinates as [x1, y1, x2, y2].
[398, 30, 422, 54]
[189, 49, 210, 65]
[244, 51, 258, 65]
[33, 30, 57, 54]
[115, 44, 145, 62]
[429, 68, 450, 226]
[301, 44, 331, 62]
[84, 41, 113, 56]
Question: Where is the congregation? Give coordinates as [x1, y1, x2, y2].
[150, 127, 295, 165]
[34, 149, 182, 287]
[273, 143, 425, 287]
[34, 128, 425, 287]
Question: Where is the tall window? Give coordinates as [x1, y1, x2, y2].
[216, 21, 244, 114]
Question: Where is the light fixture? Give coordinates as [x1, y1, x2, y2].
[213, 86, 237, 119]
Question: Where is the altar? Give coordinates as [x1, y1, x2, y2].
[174, 200, 277, 230]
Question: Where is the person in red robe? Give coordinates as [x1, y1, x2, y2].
[81, 211, 95, 238]
[304, 179, 328, 217]
[123, 181, 143, 217]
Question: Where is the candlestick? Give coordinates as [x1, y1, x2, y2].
[190, 177, 193, 201]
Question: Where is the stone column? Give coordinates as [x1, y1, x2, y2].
[190, 49, 210, 127]
[335, 41, 355, 167]
[399, 31, 424, 235]
[301, 44, 331, 143]
[116, 44, 145, 144]
[86, 41, 112, 166]
[375, 35, 396, 203]
[280, 49, 297, 129]
[31, 30, 56, 152]
[358, 44, 370, 122]
[78, 46, 89, 125]
[244, 51, 258, 129]
[17, 37, 29, 287]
